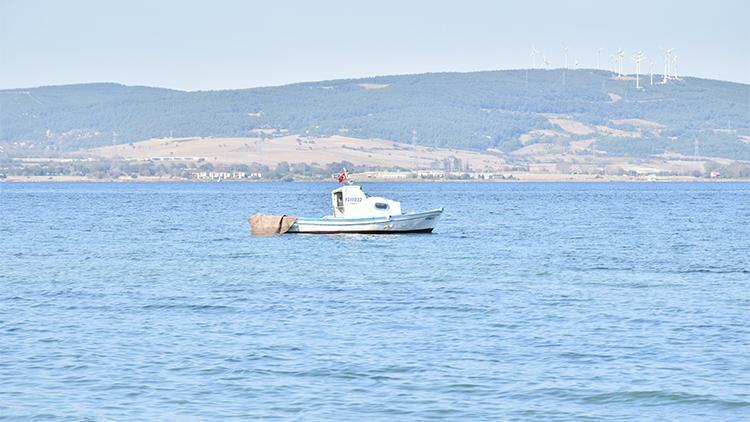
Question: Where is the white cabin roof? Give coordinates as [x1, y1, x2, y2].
[329, 184, 402, 218]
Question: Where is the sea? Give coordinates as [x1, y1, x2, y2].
[1, 181, 749, 420]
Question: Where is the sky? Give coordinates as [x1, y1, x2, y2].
[1, 0, 748, 90]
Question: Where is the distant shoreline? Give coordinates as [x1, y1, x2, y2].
[2, 175, 748, 183]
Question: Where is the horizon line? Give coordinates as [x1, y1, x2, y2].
[2, 68, 749, 92]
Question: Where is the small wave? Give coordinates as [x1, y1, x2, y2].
[141, 304, 233, 311]
[582, 390, 750, 408]
[673, 268, 750, 274]
[439, 383, 489, 393]
[577, 266, 749, 275]
[558, 351, 615, 361]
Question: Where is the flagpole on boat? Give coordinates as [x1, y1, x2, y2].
[338, 167, 352, 185]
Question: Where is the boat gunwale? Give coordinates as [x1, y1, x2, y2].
[291, 228, 434, 235]
[294, 208, 443, 225]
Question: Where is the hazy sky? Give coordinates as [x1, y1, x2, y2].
[1, 0, 748, 90]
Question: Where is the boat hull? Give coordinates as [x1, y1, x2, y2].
[287, 209, 443, 234]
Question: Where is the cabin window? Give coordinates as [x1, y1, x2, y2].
[334, 191, 344, 213]
[375, 202, 389, 210]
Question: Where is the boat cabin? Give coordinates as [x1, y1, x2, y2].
[330, 185, 402, 218]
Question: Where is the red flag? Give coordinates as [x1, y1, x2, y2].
[337, 171, 347, 183]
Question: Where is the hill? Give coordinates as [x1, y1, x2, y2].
[1, 70, 749, 162]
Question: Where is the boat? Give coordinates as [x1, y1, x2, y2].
[248, 174, 443, 235]
[288, 184, 442, 234]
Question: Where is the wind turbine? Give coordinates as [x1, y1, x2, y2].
[667, 49, 675, 79]
[662, 48, 674, 83]
[632, 51, 646, 89]
[650, 61, 654, 85]
[530, 45, 540, 68]
[543, 55, 551, 70]
[616, 49, 625, 77]
[693, 138, 700, 158]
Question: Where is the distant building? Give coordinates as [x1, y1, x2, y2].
[150, 156, 200, 161]
[189, 171, 250, 180]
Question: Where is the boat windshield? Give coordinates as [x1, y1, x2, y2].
[334, 191, 344, 213]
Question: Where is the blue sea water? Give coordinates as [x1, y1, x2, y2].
[1, 181, 749, 420]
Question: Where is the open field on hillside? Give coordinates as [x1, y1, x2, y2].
[72, 133, 750, 178]
[79, 135, 507, 170]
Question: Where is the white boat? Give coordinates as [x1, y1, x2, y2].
[287, 184, 443, 234]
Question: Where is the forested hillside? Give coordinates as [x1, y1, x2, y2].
[1, 69, 748, 160]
